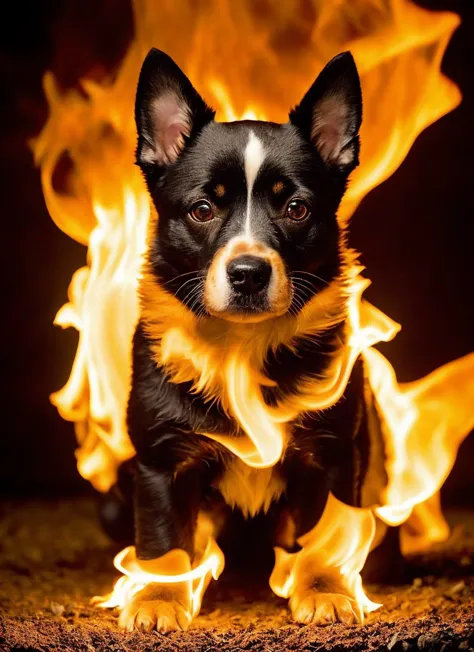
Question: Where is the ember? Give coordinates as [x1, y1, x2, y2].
[31, 0, 474, 628]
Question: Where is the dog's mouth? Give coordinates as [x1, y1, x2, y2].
[203, 237, 292, 323]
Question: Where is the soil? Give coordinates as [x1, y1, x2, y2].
[0, 499, 473, 651]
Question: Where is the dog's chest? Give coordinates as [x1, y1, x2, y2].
[215, 458, 285, 518]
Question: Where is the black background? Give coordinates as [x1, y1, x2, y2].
[0, 0, 473, 504]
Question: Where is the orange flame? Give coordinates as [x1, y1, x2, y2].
[270, 493, 381, 618]
[33, 0, 473, 622]
[95, 537, 225, 618]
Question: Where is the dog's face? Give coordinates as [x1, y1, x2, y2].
[135, 49, 361, 323]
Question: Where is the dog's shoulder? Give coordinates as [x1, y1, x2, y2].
[128, 321, 235, 451]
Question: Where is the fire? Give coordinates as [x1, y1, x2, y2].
[270, 493, 381, 618]
[94, 537, 225, 618]
[33, 0, 473, 624]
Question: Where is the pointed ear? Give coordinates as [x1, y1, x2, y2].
[289, 52, 362, 172]
[135, 48, 215, 170]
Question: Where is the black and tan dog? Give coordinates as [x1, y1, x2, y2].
[117, 47, 388, 631]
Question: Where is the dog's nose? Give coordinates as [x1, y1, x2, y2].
[227, 255, 272, 295]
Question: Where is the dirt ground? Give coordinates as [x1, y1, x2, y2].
[0, 499, 473, 651]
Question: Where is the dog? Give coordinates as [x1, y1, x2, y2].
[116, 47, 390, 632]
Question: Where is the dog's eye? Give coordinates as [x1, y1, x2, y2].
[190, 200, 213, 222]
[287, 199, 309, 221]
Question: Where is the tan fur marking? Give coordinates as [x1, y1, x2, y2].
[217, 459, 285, 518]
[231, 240, 267, 255]
[272, 180, 285, 194]
[266, 248, 292, 315]
[215, 184, 225, 198]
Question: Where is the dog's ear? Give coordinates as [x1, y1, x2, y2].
[289, 52, 362, 172]
[135, 48, 215, 171]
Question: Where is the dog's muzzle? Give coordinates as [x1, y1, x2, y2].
[203, 237, 292, 322]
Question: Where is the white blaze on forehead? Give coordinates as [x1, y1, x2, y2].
[244, 130, 265, 237]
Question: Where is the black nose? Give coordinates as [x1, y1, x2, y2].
[227, 255, 272, 295]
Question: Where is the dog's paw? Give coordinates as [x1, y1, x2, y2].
[119, 598, 192, 632]
[290, 590, 361, 626]
[118, 583, 193, 632]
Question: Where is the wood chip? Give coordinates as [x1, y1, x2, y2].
[388, 632, 399, 649]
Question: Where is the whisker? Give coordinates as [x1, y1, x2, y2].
[174, 275, 205, 297]
[196, 305, 209, 321]
[189, 287, 202, 310]
[290, 270, 329, 286]
[291, 277, 317, 292]
[290, 290, 306, 314]
[181, 282, 204, 309]
[181, 282, 202, 303]
[163, 270, 205, 287]
[292, 294, 305, 310]
[291, 285, 304, 301]
[291, 281, 316, 298]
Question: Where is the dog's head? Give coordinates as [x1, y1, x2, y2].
[136, 49, 361, 324]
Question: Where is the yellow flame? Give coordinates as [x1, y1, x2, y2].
[371, 349, 474, 527]
[200, 276, 400, 468]
[33, 0, 473, 622]
[270, 493, 382, 617]
[95, 537, 225, 618]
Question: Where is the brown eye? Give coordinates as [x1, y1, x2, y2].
[190, 200, 213, 222]
[287, 199, 309, 221]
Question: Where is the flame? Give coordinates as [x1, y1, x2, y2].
[94, 537, 225, 618]
[270, 493, 382, 618]
[370, 348, 474, 534]
[192, 275, 400, 469]
[33, 0, 473, 623]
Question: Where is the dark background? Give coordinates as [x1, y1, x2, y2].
[0, 0, 473, 504]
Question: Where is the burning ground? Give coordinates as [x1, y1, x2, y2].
[1, 499, 473, 651]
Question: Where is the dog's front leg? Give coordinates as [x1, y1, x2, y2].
[119, 460, 207, 632]
[271, 493, 377, 626]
